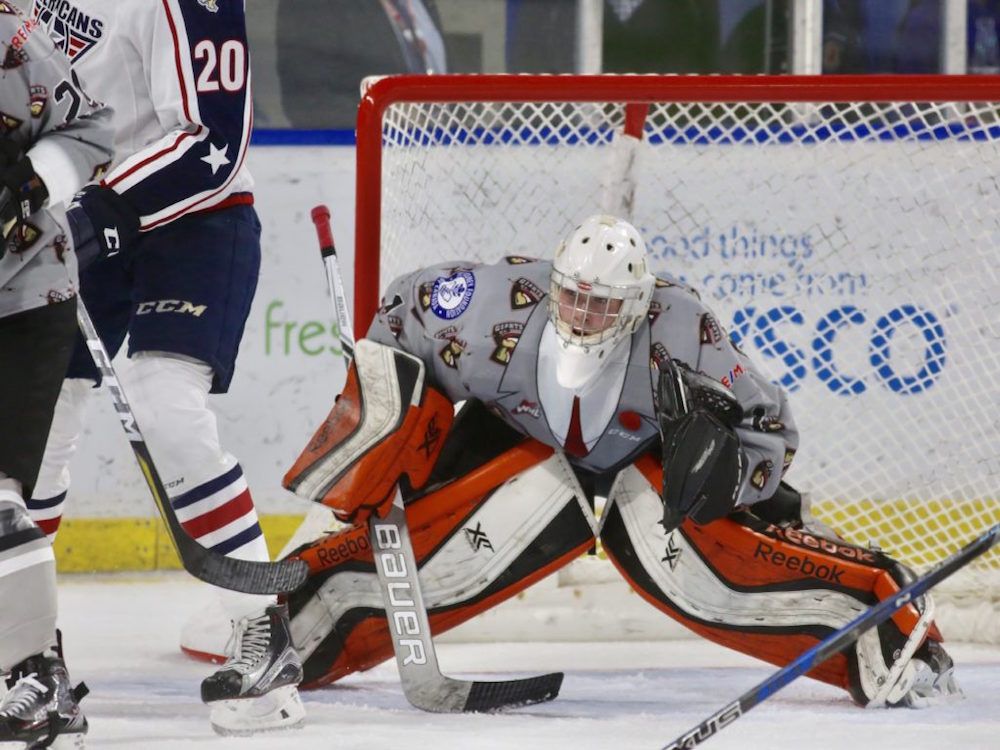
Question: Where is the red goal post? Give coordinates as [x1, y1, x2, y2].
[353, 74, 1000, 642]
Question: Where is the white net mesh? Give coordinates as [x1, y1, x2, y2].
[364, 79, 1000, 640]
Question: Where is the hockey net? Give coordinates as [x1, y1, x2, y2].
[353, 74, 1000, 644]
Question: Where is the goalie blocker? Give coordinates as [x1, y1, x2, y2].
[282, 341, 958, 707]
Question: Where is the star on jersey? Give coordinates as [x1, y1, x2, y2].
[201, 143, 231, 174]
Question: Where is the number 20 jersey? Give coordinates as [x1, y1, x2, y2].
[30, 0, 254, 232]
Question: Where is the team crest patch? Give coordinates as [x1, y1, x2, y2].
[750, 460, 773, 491]
[90, 161, 111, 181]
[782, 447, 796, 476]
[490, 322, 523, 365]
[2, 44, 26, 69]
[504, 255, 537, 265]
[650, 342, 670, 369]
[753, 413, 785, 433]
[430, 271, 476, 320]
[699, 313, 724, 346]
[417, 281, 433, 311]
[197, 0, 220, 11]
[510, 277, 543, 309]
[439, 339, 465, 369]
[386, 315, 403, 339]
[34, 0, 106, 63]
[647, 300, 663, 325]
[29, 85, 48, 118]
[0, 1, 17, 14]
[6, 222, 41, 255]
[0, 112, 22, 133]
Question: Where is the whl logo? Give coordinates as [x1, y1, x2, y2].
[464, 522, 494, 553]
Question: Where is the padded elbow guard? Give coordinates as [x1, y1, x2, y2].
[283, 340, 454, 524]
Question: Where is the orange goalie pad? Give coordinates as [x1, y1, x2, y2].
[283, 357, 454, 524]
[602, 454, 941, 695]
[285, 440, 595, 689]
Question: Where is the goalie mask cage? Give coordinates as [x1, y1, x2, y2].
[354, 74, 1000, 643]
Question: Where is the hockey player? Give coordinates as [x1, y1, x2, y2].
[26, 0, 304, 735]
[283, 214, 961, 709]
[0, 2, 114, 745]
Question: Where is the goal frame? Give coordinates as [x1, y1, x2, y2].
[353, 73, 1000, 333]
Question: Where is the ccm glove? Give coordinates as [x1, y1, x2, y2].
[67, 184, 141, 270]
[0, 146, 49, 246]
[657, 359, 746, 532]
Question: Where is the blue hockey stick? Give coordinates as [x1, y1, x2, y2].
[662, 522, 1000, 750]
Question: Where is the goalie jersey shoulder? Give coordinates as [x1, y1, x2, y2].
[370, 256, 550, 389]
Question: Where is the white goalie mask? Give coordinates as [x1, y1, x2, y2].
[547, 215, 656, 388]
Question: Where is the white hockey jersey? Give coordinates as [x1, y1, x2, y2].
[368, 257, 800, 507]
[0, 0, 114, 318]
[30, 0, 254, 231]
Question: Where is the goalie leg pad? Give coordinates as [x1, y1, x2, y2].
[601, 456, 952, 706]
[286, 444, 595, 688]
[283, 340, 453, 524]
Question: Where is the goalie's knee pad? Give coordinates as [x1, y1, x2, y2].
[284, 340, 454, 524]
[285, 445, 596, 688]
[601, 455, 958, 707]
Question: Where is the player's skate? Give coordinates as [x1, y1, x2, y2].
[201, 603, 305, 736]
[0, 646, 88, 749]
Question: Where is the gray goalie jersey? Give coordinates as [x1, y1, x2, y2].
[0, 1, 113, 318]
[368, 256, 800, 507]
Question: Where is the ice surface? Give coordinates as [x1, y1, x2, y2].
[54, 573, 1000, 749]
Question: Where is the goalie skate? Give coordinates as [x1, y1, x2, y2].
[201, 604, 305, 736]
[0, 649, 88, 750]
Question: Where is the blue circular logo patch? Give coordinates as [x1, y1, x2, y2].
[430, 271, 476, 320]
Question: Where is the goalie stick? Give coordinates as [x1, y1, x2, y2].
[309, 205, 564, 711]
[77, 299, 309, 595]
[661, 521, 1000, 750]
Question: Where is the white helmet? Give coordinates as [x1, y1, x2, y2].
[547, 214, 655, 388]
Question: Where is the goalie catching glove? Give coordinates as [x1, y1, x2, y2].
[657, 358, 746, 532]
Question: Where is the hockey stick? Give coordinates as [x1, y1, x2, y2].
[76, 299, 309, 595]
[310, 205, 563, 711]
[660, 521, 1000, 750]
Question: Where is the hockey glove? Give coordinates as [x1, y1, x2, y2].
[657, 359, 746, 532]
[67, 184, 141, 270]
[0, 148, 49, 249]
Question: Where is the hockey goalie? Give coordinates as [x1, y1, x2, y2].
[281, 214, 961, 708]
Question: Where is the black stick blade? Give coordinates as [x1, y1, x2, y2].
[189, 550, 309, 595]
[464, 671, 564, 712]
